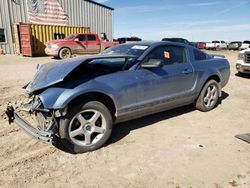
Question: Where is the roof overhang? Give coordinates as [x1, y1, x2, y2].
[86, 0, 114, 10]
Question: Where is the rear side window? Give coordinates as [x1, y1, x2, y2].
[87, 35, 96, 41]
[193, 49, 207, 61]
[0, 28, 6, 43]
[146, 45, 188, 65]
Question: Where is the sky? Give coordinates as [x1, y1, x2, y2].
[95, 0, 250, 42]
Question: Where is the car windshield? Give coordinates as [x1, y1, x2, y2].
[243, 41, 250, 44]
[212, 41, 219, 43]
[101, 44, 149, 57]
[65, 34, 76, 40]
[230, 41, 240, 44]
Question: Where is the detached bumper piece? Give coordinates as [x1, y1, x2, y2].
[5, 105, 53, 143]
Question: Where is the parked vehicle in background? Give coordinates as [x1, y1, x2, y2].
[45, 33, 119, 59]
[228, 41, 242, 50]
[206, 41, 227, 50]
[6, 41, 230, 153]
[162, 38, 197, 48]
[117, 37, 142, 44]
[197, 42, 206, 49]
[236, 49, 250, 74]
[162, 38, 189, 45]
[240, 40, 250, 50]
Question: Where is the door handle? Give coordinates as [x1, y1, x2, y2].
[182, 69, 193, 74]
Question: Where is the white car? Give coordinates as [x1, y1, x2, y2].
[206, 41, 227, 50]
[240, 40, 250, 50]
[236, 48, 250, 74]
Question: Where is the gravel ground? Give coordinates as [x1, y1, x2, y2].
[0, 51, 249, 188]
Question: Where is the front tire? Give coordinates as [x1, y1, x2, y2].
[59, 101, 113, 153]
[195, 80, 220, 112]
[59, 48, 71, 59]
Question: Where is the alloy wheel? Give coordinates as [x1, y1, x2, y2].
[203, 85, 218, 108]
[68, 109, 107, 146]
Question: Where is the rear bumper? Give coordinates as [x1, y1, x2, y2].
[228, 47, 239, 50]
[5, 105, 53, 143]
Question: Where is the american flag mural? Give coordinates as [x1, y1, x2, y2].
[27, 0, 69, 26]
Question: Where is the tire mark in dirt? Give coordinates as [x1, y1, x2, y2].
[0, 146, 56, 172]
[0, 138, 40, 158]
[0, 127, 20, 137]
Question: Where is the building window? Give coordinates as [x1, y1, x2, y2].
[0, 28, 6, 43]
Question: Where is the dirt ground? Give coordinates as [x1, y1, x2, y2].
[0, 51, 249, 188]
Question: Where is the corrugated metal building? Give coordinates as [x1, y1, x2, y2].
[0, 0, 114, 54]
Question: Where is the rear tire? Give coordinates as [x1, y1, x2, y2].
[195, 80, 219, 112]
[59, 101, 113, 153]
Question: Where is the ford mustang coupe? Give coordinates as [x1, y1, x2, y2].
[6, 42, 230, 153]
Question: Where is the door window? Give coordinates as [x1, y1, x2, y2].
[0, 28, 6, 43]
[145, 45, 188, 65]
[87, 35, 96, 41]
[78, 35, 86, 41]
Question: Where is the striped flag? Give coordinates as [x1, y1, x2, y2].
[27, 0, 69, 26]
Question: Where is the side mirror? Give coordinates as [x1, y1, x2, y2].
[74, 38, 79, 42]
[141, 59, 164, 68]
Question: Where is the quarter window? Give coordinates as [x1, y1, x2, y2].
[0, 28, 6, 43]
[145, 45, 188, 65]
[193, 49, 208, 61]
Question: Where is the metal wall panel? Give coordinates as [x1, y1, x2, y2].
[0, 0, 28, 54]
[0, 0, 113, 54]
[59, 0, 113, 41]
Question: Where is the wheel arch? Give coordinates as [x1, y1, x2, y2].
[58, 46, 72, 57]
[67, 92, 117, 120]
[205, 74, 221, 83]
[198, 74, 222, 98]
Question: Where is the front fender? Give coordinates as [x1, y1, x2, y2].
[38, 82, 116, 109]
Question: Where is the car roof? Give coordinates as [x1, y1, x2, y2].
[230, 41, 241, 43]
[118, 41, 189, 48]
[162, 37, 187, 40]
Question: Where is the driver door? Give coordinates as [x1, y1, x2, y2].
[74, 34, 88, 54]
[135, 45, 196, 113]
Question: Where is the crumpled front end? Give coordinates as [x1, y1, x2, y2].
[5, 95, 60, 143]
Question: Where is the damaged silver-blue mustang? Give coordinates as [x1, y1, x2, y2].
[6, 42, 230, 153]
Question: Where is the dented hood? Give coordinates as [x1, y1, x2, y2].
[26, 54, 136, 93]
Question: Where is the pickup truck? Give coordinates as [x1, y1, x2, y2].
[228, 41, 242, 50]
[206, 41, 227, 50]
[239, 40, 250, 50]
[236, 48, 250, 74]
[6, 41, 230, 153]
[45, 33, 118, 59]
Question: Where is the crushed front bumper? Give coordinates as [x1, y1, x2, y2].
[5, 105, 53, 143]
